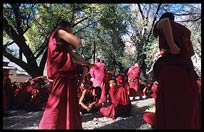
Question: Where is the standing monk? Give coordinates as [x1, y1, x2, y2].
[3, 69, 11, 114]
[3, 69, 13, 111]
[89, 58, 106, 103]
[38, 20, 91, 130]
[153, 12, 200, 129]
[127, 63, 144, 99]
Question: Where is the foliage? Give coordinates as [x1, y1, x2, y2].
[3, 3, 201, 78]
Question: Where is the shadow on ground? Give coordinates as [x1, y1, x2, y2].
[3, 98, 154, 130]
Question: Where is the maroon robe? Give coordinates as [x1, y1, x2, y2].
[142, 81, 158, 126]
[143, 112, 155, 127]
[3, 89, 8, 113]
[3, 76, 13, 109]
[152, 20, 200, 129]
[3, 76, 10, 113]
[196, 80, 201, 95]
[127, 65, 143, 97]
[99, 85, 132, 119]
[14, 89, 31, 109]
[89, 62, 106, 103]
[38, 30, 82, 129]
[104, 71, 113, 99]
[151, 81, 158, 102]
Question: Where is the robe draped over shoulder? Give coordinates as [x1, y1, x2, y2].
[152, 20, 200, 129]
[47, 30, 74, 80]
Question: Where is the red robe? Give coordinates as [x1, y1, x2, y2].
[104, 71, 113, 97]
[89, 62, 106, 103]
[143, 112, 155, 127]
[3, 77, 13, 109]
[38, 30, 82, 129]
[99, 85, 132, 119]
[151, 81, 158, 102]
[152, 20, 200, 129]
[196, 80, 201, 95]
[3, 89, 8, 113]
[142, 81, 158, 127]
[3, 77, 11, 113]
[127, 65, 143, 96]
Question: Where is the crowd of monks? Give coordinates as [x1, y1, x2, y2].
[3, 60, 201, 121]
[3, 71, 52, 113]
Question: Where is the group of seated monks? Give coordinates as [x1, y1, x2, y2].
[77, 72, 133, 119]
[76, 62, 157, 120]
[3, 64, 201, 122]
[3, 75, 53, 112]
[3, 64, 153, 120]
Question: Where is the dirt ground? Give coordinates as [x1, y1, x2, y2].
[3, 97, 155, 130]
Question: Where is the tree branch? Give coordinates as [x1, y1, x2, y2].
[147, 3, 161, 41]
[3, 16, 39, 69]
[137, 3, 145, 20]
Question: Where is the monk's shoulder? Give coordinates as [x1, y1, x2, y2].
[172, 21, 190, 31]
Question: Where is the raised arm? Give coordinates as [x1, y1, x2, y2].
[156, 18, 180, 55]
[70, 50, 91, 67]
[57, 29, 81, 49]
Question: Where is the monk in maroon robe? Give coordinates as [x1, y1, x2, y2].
[89, 58, 107, 103]
[77, 73, 92, 102]
[3, 69, 10, 113]
[142, 81, 158, 127]
[3, 91, 8, 115]
[127, 63, 144, 98]
[3, 69, 13, 110]
[152, 12, 200, 129]
[12, 82, 32, 109]
[79, 86, 102, 114]
[104, 71, 114, 100]
[38, 20, 90, 130]
[99, 77, 132, 119]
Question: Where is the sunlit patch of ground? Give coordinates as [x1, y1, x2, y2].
[3, 98, 155, 130]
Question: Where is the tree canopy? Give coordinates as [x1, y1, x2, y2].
[3, 3, 201, 78]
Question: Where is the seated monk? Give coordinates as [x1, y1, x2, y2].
[79, 86, 102, 114]
[99, 77, 132, 119]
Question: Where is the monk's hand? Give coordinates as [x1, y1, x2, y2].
[86, 106, 91, 112]
[169, 43, 181, 55]
[89, 103, 95, 109]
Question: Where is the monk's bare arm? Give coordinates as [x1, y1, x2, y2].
[79, 90, 89, 111]
[70, 50, 91, 66]
[156, 18, 180, 54]
[57, 29, 81, 49]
